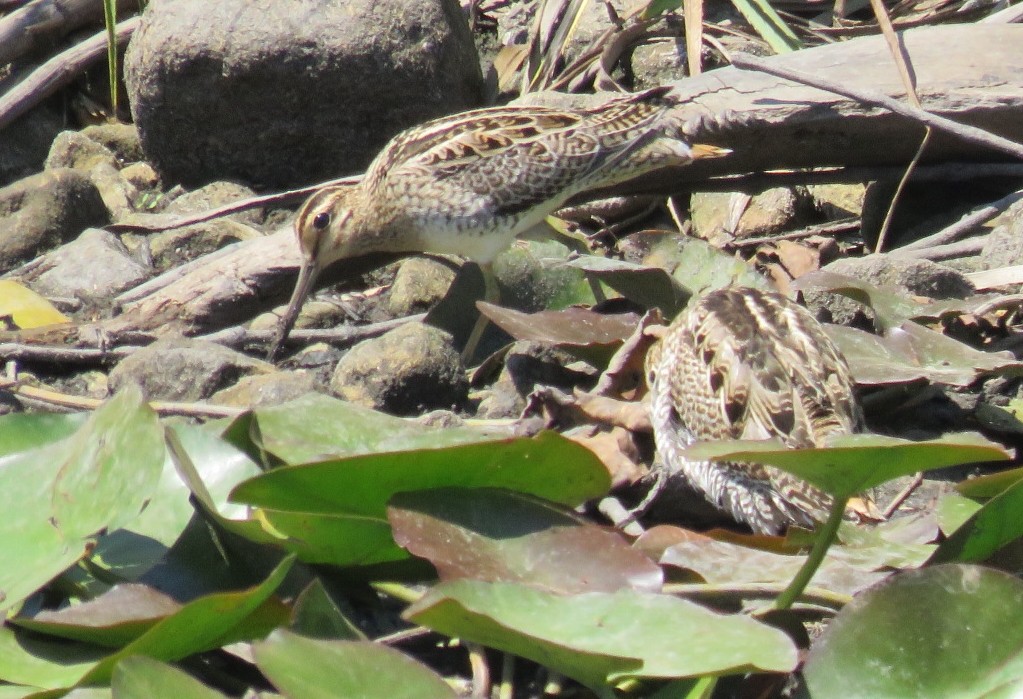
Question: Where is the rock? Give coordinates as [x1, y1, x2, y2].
[804, 255, 975, 327]
[386, 257, 457, 317]
[808, 183, 867, 220]
[81, 123, 145, 164]
[980, 200, 1023, 270]
[109, 337, 273, 401]
[0, 169, 108, 272]
[121, 162, 161, 192]
[211, 370, 321, 408]
[0, 108, 65, 187]
[27, 228, 151, 302]
[45, 131, 119, 172]
[475, 341, 596, 419]
[690, 187, 814, 246]
[330, 322, 467, 415]
[124, 0, 484, 188]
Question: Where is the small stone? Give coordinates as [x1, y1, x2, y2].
[808, 183, 867, 219]
[691, 187, 814, 246]
[28, 228, 151, 302]
[109, 337, 273, 402]
[804, 255, 975, 327]
[121, 162, 161, 191]
[0, 169, 108, 271]
[330, 322, 467, 415]
[81, 123, 145, 164]
[386, 257, 457, 316]
[45, 131, 119, 172]
[211, 370, 321, 408]
[147, 181, 265, 269]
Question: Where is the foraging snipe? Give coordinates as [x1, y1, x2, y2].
[645, 287, 864, 534]
[270, 86, 729, 358]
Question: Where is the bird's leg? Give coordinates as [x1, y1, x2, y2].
[460, 262, 499, 365]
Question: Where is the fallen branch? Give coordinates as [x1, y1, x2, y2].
[0, 16, 139, 131]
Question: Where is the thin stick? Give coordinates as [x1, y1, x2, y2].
[0, 377, 243, 418]
[729, 53, 1023, 161]
[0, 17, 139, 131]
[897, 188, 1023, 252]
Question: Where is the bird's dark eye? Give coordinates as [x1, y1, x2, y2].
[312, 212, 331, 229]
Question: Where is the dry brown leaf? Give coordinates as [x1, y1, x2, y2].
[566, 425, 648, 487]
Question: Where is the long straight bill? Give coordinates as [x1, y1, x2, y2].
[268, 258, 320, 360]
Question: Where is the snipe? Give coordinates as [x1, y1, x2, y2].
[645, 287, 864, 534]
[269, 86, 729, 360]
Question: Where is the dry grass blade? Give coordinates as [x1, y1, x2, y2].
[524, 0, 592, 93]
[729, 0, 802, 53]
[869, 0, 932, 253]
[685, 0, 705, 75]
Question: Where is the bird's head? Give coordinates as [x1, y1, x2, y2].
[268, 184, 362, 359]
[293, 184, 368, 268]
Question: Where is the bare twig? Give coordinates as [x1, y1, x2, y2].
[729, 52, 1023, 161]
[890, 237, 986, 261]
[726, 219, 860, 249]
[107, 174, 361, 233]
[896, 188, 1023, 253]
[200, 314, 426, 351]
[0, 16, 139, 131]
[0, 0, 138, 67]
[0, 377, 244, 418]
[881, 472, 924, 518]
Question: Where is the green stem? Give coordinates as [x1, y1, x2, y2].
[371, 581, 425, 605]
[774, 495, 848, 611]
[103, 0, 118, 116]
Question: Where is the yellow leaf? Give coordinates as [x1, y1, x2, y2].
[0, 280, 69, 329]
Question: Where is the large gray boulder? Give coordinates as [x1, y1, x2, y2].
[124, 0, 485, 188]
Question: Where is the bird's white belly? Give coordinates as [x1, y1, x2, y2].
[411, 206, 551, 263]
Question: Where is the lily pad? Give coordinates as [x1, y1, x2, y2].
[0, 388, 164, 614]
[683, 432, 1009, 499]
[931, 474, 1023, 564]
[254, 630, 457, 699]
[226, 393, 509, 466]
[406, 580, 797, 692]
[804, 564, 1023, 698]
[112, 656, 228, 699]
[230, 432, 610, 567]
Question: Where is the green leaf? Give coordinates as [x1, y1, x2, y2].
[0, 387, 165, 614]
[805, 564, 1023, 698]
[112, 656, 228, 699]
[76, 556, 294, 685]
[406, 580, 797, 691]
[232, 431, 609, 516]
[563, 255, 690, 317]
[931, 474, 1023, 564]
[955, 465, 1023, 499]
[290, 579, 366, 640]
[729, 0, 802, 53]
[230, 393, 505, 465]
[254, 630, 457, 699]
[93, 422, 262, 581]
[230, 432, 609, 566]
[682, 432, 1009, 499]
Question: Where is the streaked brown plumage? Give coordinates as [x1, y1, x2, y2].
[270, 87, 729, 358]
[646, 287, 864, 534]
